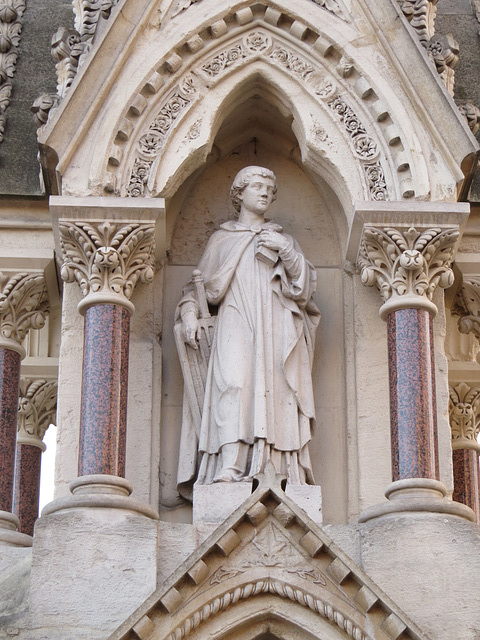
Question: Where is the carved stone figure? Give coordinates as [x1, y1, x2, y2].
[175, 167, 320, 499]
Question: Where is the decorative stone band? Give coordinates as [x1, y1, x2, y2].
[449, 383, 480, 453]
[357, 226, 458, 320]
[452, 277, 480, 340]
[58, 221, 156, 315]
[16, 378, 57, 451]
[0, 272, 49, 357]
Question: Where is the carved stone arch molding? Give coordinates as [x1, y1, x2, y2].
[100, 0, 430, 211]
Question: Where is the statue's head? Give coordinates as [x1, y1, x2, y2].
[230, 166, 278, 213]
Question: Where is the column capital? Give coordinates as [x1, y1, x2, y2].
[452, 274, 480, 339]
[347, 202, 468, 320]
[50, 196, 165, 315]
[449, 382, 480, 453]
[17, 378, 57, 451]
[0, 272, 49, 357]
[59, 220, 155, 314]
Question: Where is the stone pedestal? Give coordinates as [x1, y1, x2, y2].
[29, 502, 158, 640]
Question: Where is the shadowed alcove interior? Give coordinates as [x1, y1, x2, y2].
[158, 87, 350, 525]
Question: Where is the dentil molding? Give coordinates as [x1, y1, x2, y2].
[0, 272, 49, 356]
[17, 378, 57, 451]
[59, 220, 156, 314]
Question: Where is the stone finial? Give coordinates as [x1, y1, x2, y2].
[453, 277, 480, 339]
[17, 378, 57, 451]
[0, 272, 49, 356]
[59, 221, 156, 314]
[449, 383, 480, 452]
[357, 226, 458, 319]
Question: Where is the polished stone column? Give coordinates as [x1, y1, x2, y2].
[79, 304, 129, 477]
[448, 383, 480, 523]
[43, 216, 158, 508]
[350, 203, 474, 521]
[388, 309, 439, 483]
[13, 378, 57, 536]
[0, 272, 48, 545]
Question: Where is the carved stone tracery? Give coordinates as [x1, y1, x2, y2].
[449, 383, 480, 452]
[17, 378, 57, 450]
[0, 272, 49, 354]
[357, 226, 458, 317]
[59, 221, 156, 312]
[0, 0, 26, 143]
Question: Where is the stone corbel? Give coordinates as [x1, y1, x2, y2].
[17, 378, 57, 451]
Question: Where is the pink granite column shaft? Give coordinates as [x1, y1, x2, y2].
[13, 443, 42, 536]
[452, 449, 480, 524]
[78, 304, 130, 477]
[0, 348, 22, 513]
[387, 308, 439, 482]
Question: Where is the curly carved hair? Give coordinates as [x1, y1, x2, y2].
[230, 166, 278, 213]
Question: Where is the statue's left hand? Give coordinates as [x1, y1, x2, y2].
[258, 229, 290, 252]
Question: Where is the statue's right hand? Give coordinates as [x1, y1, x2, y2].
[183, 311, 200, 349]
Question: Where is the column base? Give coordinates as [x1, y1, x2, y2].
[359, 478, 476, 523]
[0, 511, 33, 547]
[41, 475, 159, 520]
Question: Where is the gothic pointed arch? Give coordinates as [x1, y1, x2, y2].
[37, 0, 477, 203]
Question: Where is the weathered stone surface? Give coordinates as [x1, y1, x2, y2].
[0, 1, 73, 195]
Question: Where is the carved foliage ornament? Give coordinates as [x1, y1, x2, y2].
[398, 0, 437, 46]
[59, 221, 155, 305]
[0, 272, 48, 347]
[452, 277, 480, 339]
[357, 226, 458, 314]
[0, 0, 25, 143]
[17, 378, 57, 447]
[449, 382, 480, 451]
[171, 0, 347, 20]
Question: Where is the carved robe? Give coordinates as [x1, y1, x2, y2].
[177, 220, 320, 498]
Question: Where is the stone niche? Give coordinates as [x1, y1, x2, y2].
[158, 93, 349, 525]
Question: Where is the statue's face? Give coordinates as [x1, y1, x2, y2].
[239, 175, 276, 215]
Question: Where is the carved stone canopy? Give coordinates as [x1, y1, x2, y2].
[347, 203, 469, 320]
[106, 469, 427, 640]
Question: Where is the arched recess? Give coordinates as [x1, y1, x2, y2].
[100, 5, 432, 211]
[158, 76, 349, 522]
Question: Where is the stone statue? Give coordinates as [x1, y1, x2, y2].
[175, 166, 320, 500]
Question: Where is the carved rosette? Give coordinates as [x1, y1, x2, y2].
[17, 378, 57, 451]
[449, 383, 480, 452]
[59, 221, 156, 314]
[452, 277, 480, 340]
[357, 226, 458, 319]
[0, 272, 49, 356]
